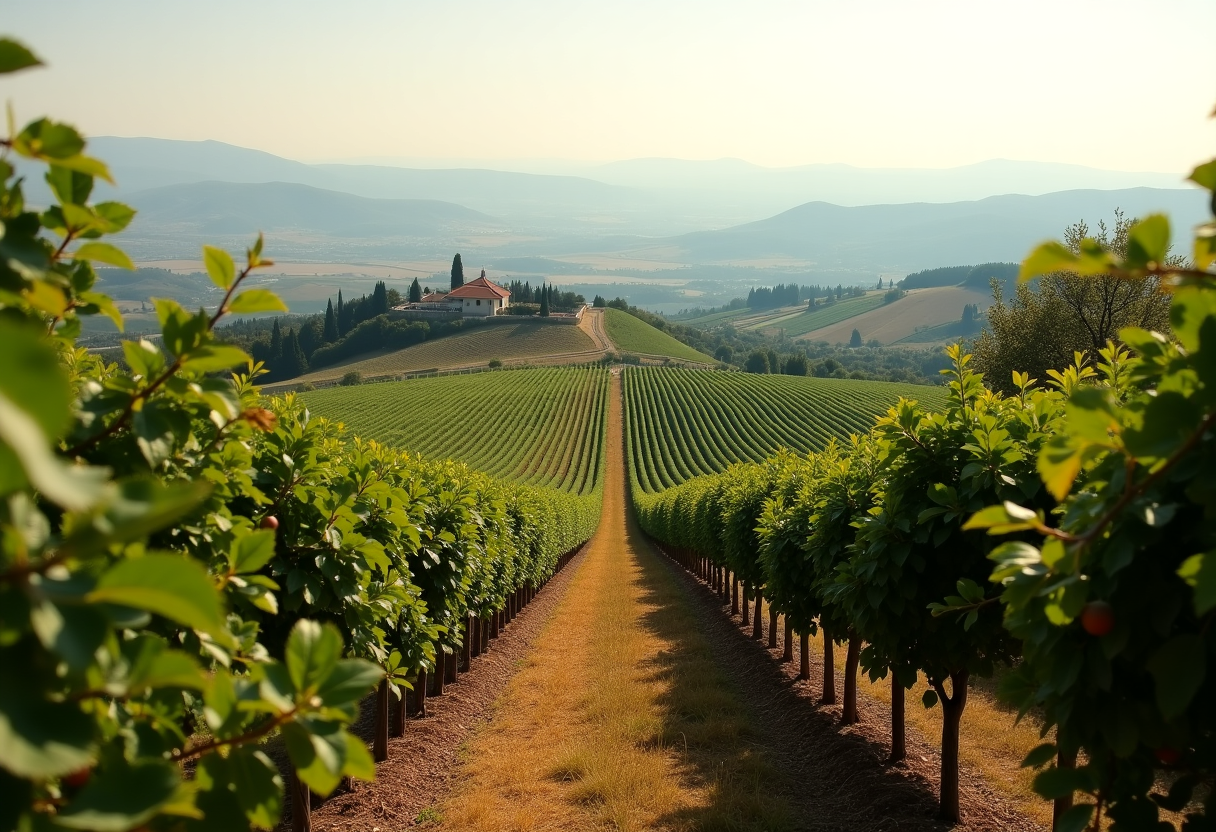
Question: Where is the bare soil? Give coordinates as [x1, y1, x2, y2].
[305, 546, 589, 831]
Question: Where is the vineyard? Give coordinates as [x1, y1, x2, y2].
[302, 367, 608, 495]
[601, 307, 716, 362]
[285, 320, 598, 386]
[623, 367, 945, 493]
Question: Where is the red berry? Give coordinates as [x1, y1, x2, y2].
[260, 516, 279, 530]
[62, 767, 91, 789]
[1155, 747, 1181, 766]
[1080, 601, 1115, 637]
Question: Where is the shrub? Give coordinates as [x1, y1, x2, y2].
[341, 370, 363, 386]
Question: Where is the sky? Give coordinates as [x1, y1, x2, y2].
[3, 0, 1214, 173]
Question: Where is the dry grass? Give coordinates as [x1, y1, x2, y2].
[439, 374, 791, 831]
[794, 624, 1054, 828]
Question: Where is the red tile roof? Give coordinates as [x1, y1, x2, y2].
[446, 276, 511, 300]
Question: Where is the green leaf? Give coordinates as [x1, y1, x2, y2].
[49, 153, 114, 183]
[92, 202, 137, 234]
[1020, 743, 1057, 769]
[1124, 214, 1170, 268]
[203, 246, 236, 290]
[0, 38, 42, 74]
[0, 389, 107, 511]
[1146, 634, 1206, 719]
[228, 288, 288, 315]
[1188, 159, 1216, 191]
[921, 689, 938, 708]
[1032, 764, 1094, 799]
[1019, 241, 1077, 281]
[1169, 284, 1216, 354]
[196, 749, 282, 829]
[56, 760, 180, 831]
[231, 530, 278, 575]
[77, 291, 124, 331]
[1055, 804, 1094, 832]
[88, 554, 229, 640]
[46, 165, 94, 206]
[282, 719, 353, 796]
[0, 678, 95, 778]
[29, 599, 108, 673]
[123, 637, 205, 692]
[73, 242, 134, 270]
[315, 659, 382, 709]
[180, 344, 249, 374]
[286, 620, 344, 695]
[1178, 552, 1216, 615]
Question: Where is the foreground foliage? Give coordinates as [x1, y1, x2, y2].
[0, 39, 598, 832]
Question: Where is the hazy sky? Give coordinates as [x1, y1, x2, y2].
[4, 0, 1214, 172]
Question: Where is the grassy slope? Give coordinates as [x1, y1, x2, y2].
[285, 321, 597, 385]
[602, 308, 716, 363]
[798, 286, 991, 345]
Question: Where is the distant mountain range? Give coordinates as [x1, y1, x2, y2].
[124, 181, 500, 238]
[664, 188, 1209, 271]
[32, 136, 1205, 272]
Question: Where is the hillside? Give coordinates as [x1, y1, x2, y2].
[270, 320, 601, 388]
[798, 286, 992, 345]
[602, 308, 716, 363]
[301, 367, 609, 494]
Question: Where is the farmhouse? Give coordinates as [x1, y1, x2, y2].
[446, 274, 511, 317]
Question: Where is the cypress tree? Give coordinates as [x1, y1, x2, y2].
[372, 280, 389, 316]
[270, 319, 283, 362]
[539, 283, 550, 317]
[409, 278, 422, 303]
[850, 328, 863, 348]
[336, 290, 346, 337]
[451, 254, 464, 290]
[323, 300, 338, 343]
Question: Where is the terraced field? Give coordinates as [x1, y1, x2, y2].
[623, 367, 945, 493]
[302, 367, 609, 494]
[287, 321, 599, 386]
[602, 308, 716, 363]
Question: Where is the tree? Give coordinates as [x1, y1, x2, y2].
[836, 347, 1062, 822]
[966, 188, 1216, 829]
[336, 288, 347, 336]
[593, 294, 607, 308]
[849, 328, 862, 348]
[714, 344, 734, 363]
[744, 349, 770, 374]
[323, 298, 339, 342]
[974, 211, 1172, 393]
[451, 253, 465, 290]
[270, 318, 283, 362]
[539, 283, 550, 317]
[371, 280, 390, 316]
[782, 353, 808, 375]
[409, 277, 423, 303]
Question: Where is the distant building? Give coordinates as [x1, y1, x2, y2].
[445, 275, 511, 317]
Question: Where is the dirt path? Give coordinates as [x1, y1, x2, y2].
[579, 306, 614, 353]
[431, 376, 1037, 831]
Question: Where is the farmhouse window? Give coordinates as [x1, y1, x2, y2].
[477, 299, 481, 306]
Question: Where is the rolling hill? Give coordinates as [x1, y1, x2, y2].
[798, 286, 992, 346]
[266, 320, 601, 389]
[602, 309, 716, 364]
